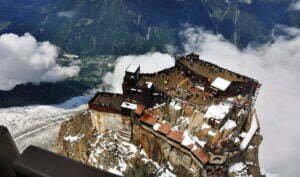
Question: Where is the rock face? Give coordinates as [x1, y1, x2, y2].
[90, 110, 132, 135]
[57, 111, 95, 164]
[132, 124, 202, 176]
[57, 111, 178, 177]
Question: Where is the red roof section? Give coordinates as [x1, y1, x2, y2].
[167, 130, 184, 143]
[140, 114, 157, 126]
[135, 105, 145, 115]
[191, 87, 213, 97]
[157, 123, 172, 135]
[192, 148, 210, 164]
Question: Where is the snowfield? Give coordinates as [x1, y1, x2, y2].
[0, 96, 90, 152]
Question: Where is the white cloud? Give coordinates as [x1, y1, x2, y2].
[289, 1, 300, 11]
[0, 33, 80, 91]
[57, 11, 75, 18]
[181, 27, 300, 177]
[102, 52, 175, 93]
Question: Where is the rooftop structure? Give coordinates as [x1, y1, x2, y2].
[211, 77, 231, 91]
[157, 122, 172, 135]
[204, 102, 233, 120]
[167, 130, 184, 144]
[140, 114, 157, 126]
[88, 53, 261, 172]
[126, 64, 140, 73]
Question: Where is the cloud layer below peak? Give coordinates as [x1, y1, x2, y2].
[0, 33, 80, 91]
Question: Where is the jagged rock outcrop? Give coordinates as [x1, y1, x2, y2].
[57, 111, 95, 164]
[57, 111, 178, 177]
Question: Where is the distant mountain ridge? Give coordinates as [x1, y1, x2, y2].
[0, 0, 299, 56]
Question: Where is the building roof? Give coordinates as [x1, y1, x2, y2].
[89, 93, 123, 112]
[167, 130, 184, 144]
[126, 64, 140, 73]
[204, 102, 233, 120]
[157, 123, 172, 135]
[192, 148, 210, 164]
[211, 77, 231, 91]
[140, 114, 157, 126]
[221, 119, 237, 131]
[135, 105, 145, 115]
[195, 85, 205, 91]
[121, 102, 137, 110]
